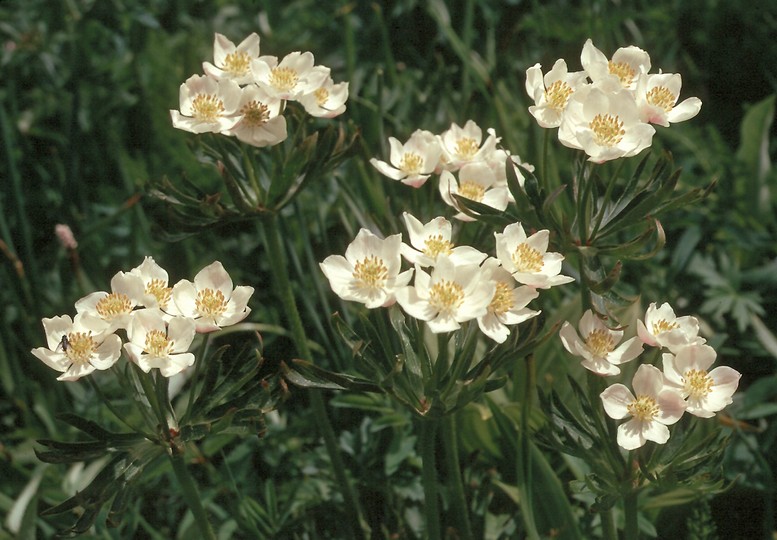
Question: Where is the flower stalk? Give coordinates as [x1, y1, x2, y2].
[419, 417, 441, 540]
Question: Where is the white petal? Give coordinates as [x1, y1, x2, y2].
[600, 384, 635, 419]
[616, 419, 647, 450]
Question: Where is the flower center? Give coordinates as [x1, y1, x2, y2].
[223, 51, 250, 77]
[399, 152, 423, 175]
[589, 113, 625, 147]
[422, 234, 454, 258]
[64, 332, 96, 365]
[454, 137, 479, 159]
[683, 369, 713, 399]
[95, 293, 133, 320]
[145, 279, 172, 310]
[608, 60, 636, 87]
[191, 94, 225, 122]
[239, 100, 270, 127]
[512, 243, 544, 273]
[315, 87, 329, 106]
[195, 288, 228, 319]
[646, 86, 676, 112]
[544, 80, 574, 111]
[144, 329, 174, 358]
[352, 256, 388, 291]
[457, 181, 485, 202]
[627, 395, 659, 422]
[429, 280, 464, 317]
[586, 329, 615, 356]
[269, 67, 299, 92]
[652, 319, 679, 335]
[489, 282, 514, 316]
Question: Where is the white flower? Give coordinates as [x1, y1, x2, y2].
[439, 162, 509, 222]
[559, 310, 643, 376]
[202, 33, 263, 85]
[171, 261, 254, 333]
[637, 302, 705, 353]
[130, 257, 173, 312]
[525, 59, 589, 128]
[636, 73, 702, 127]
[170, 74, 242, 134]
[252, 51, 330, 101]
[75, 271, 145, 333]
[319, 229, 413, 309]
[438, 121, 498, 171]
[400, 212, 486, 267]
[558, 85, 656, 163]
[31, 315, 122, 381]
[395, 255, 494, 333]
[299, 77, 349, 118]
[369, 129, 442, 188]
[581, 38, 651, 90]
[600, 364, 687, 450]
[662, 344, 740, 418]
[124, 310, 196, 377]
[477, 259, 540, 343]
[223, 85, 287, 147]
[494, 223, 574, 289]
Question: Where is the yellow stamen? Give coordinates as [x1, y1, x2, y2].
[399, 153, 423, 175]
[489, 282, 514, 316]
[239, 100, 270, 127]
[145, 279, 171, 310]
[195, 288, 228, 318]
[652, 319, 679, 335]
[429, 280, 464, 317]
[683, 369, 713, 399]
[544, 80, 574, 111]
[454, 137, 479, 159]
[586, 329, 615, 356]
[628, 395, 659, 421]
[457, 181, 485, 202]
[144, 329, 174, 358]
[512, 243, 544, 273]
[646, 86, 676, 112]
[191, 94, 225, 122]
[608, 61, 636, 87]
[422, 234, 454, 258]
[64, 332, 96, 365]
[95, 293, 132, 320]
[352, 256, 388, 291]
[269, 67, 299, 92]
[223, 51, 250, 77]
[315, 87, 329, 106]
[589, 113, 625, 147]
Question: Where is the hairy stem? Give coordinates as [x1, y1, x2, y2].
[442, 414, 473, 539]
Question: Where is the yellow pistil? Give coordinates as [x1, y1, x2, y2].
[627, 395, 659, 422]
[586, 329, 615, 356]
[652, 319, 679, 335]
[457, 181, 485, 202]
[423, 234, 454, 258]
[315, 87, 329, 107]
[191, 94, 225, 122]
[454, 137, 479, 159]
[544, 80, 574, 111]
[429, 280, 464, 317]
[608, 60, 636, 87]
[646, 86, 676, 112]
[223, 51, 250, 77]
[64, 332, 96, 365]
[399, 152, 423, 175]
[95, 293, 132, 320]
[512, 243, 544, 273]
[195, 288, 228, 319]
[589, 113, 625, 147]
[144, 329, 174, 358]
[239, 100, 270, 127]
[145, 279, 172, 310]
[352, 256, 388, 291]
[489, 282, 514, 316]
[269, 67, 299, 92]
[683, 369, 713, 399]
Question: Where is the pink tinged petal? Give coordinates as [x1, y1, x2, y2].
[225, 285, 254, 314]
[31, 347, 70, 372]
[640, 420, 670, 445]
[581, 357, 621, 376]
[632, 364, 665, 397]
[661, 352, 684, 387]
[656, 390, 687, 424]
[427, 313, 461, 333]
[41, 315, 74, 350]
[500, 307, 540, 326]
[195, 319, 221, 334]
[637, 319, 658, 347]
[128, 309, 166, 344]
[577, 310, 597, 337]
[525, 63, 544, 101]
[134, 257, 169, 283]
[617, 419, 647, 450]
[607, 337, 644, 365]
[167, 317, 197, 353]
[159, 353, 196, 378]
[395, 287, 436, 322]
[674, 343, 717, 373]
[172, 280, 199, 318]
[439, 171, 458, 206]
[111, 271, 144, 303]
[600, 384, 635, 419]
[478, 312, 510, 343]
[91, 334, 122, 370]
[559, 322, 583, 356]
[667, 97, 702, 123]
[212, 33, 235, 65]
[218, 306, 252, 326]
[370, 158, 405, 181]
[58, 362, 96, 382]
[75, 291, 108, 314]
[194, 261, 234, 297]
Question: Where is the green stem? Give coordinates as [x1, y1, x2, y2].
[169, 450, 217, 540]
[262, 213, 365, 540]
[519, 354, 540, 540]
[601, 508, 618, 540]
[441, 414, 473, 539]
[420, 418, 442, 540]
[183, 334, 210, 424]
[624, 489, 639, 540]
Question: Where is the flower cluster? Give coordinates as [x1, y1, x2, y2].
[32, 259, 253, 381]
[526, 39, 701, 162]
[170, 33, 348, 147]
[560, 302, 740, 449]
[321, 216, 574, 342]
[369, 120, 533, 220]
